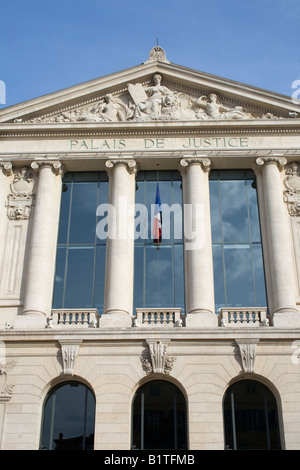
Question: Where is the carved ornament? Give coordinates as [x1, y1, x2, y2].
[26, 74, 283, 124]
[59, 340, 82, 375]
[236, 339, 259, 374]
[105, 158, 138, 175]
[6, 167, 35, 220]
[31, 160, 63, 175]
[179, 157, 211, 173]
[284, 161, 300, 217]
[141, 339, 175, 375]
[0, 360, 15, 398]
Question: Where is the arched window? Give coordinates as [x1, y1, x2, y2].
[40, 381, 95, 450]
[132, 380, 187, 450]
[223, 380, 281, 450]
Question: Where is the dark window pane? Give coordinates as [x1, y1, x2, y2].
[40, 382, 95, 450]
[57, 183, 71, 245]
[94, 245, 106, 312]
[209, 180, 222, 243]
[224, 245, 254, 307]
[132, 380, 187, 450]
[64, 247, 95, 308]
[52, 247, 66, 309]
[220, 180, 249, 244]
[213, 245, 225, 311]
[224, 380, 281, 450]
[210, 171, 266, 311]
[53, 173, 107, 311]
[69, 182, 98, 245]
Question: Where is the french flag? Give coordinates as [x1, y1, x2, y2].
[153, 183, 162, 247]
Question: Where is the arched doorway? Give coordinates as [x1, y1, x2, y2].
[40, 381, 95, 450]
[223, 379, 281, 450]
[132, 380, 187, 450]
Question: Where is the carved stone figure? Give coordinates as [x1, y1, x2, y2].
[25, 74, 282, 123]
[194, 93, 252, 120]
[129, 73, 175, 120]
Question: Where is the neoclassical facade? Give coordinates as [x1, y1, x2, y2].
[0, 47, 300, 450]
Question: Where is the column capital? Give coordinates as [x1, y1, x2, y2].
[179, 157, 211, 174]
[256, 156, 287, 172]
[105, 158, 138, 175]
[0, 161, 13, 176]
[31, 160, 63, 175]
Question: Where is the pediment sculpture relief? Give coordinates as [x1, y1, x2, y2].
[27, 73, 281, 123]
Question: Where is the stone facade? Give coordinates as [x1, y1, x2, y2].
[0, 48, 300, 450]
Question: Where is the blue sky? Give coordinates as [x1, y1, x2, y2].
[1, 0, 300, 108]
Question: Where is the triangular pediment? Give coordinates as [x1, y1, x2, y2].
[1, 47, 299, 125]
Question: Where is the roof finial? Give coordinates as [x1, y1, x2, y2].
[144, 45, 171, 64]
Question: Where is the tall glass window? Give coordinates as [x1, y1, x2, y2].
[223, 380, 281, 450]
[132, 380, 187, 450]
[134, 171, 184, 312]
[40, 381, 95, 450]
[209, 170, 267, 312]
[52, 172, 108, 311]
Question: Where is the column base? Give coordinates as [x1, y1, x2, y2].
[14, 312, 47, 329]
[100, 310, 132, 328]
[272, 310, 300, 328]
[185, 310, 218, 328]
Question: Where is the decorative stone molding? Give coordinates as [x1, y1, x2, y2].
[256, 156, 287, 171]
[140, 339, 175, 375]
[0, 161, 13, 176]
[59, 340, 82, 376]
[179, 157, 212, 174]
[235, 339, 260, 374]
[0, 360, 15, 398]
[105, 158, 138, 175]
[6, 166, 35, 220]
[31, 160, 63, 175]
[27, 71, 282, 124]
[284, 161, 300, 217]
[144, 46, 171, 64]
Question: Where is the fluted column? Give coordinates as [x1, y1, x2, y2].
[15, 161, 63, 328]
[179, 157, 217, 327]
[256, 157, 300, 327]
[101, 159, 137, 328]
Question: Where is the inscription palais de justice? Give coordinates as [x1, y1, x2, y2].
[69, 137, 249, 151]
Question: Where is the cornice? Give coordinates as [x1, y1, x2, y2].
[0, 118, 300, 140]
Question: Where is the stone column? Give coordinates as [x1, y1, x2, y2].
[101, 159, 137, 328]
[15, 161, 63, 329]
[256, 157, 300, 327]
[179, 157, 217, 327]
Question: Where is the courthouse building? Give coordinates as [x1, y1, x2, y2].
[0, 47, 300, 450]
